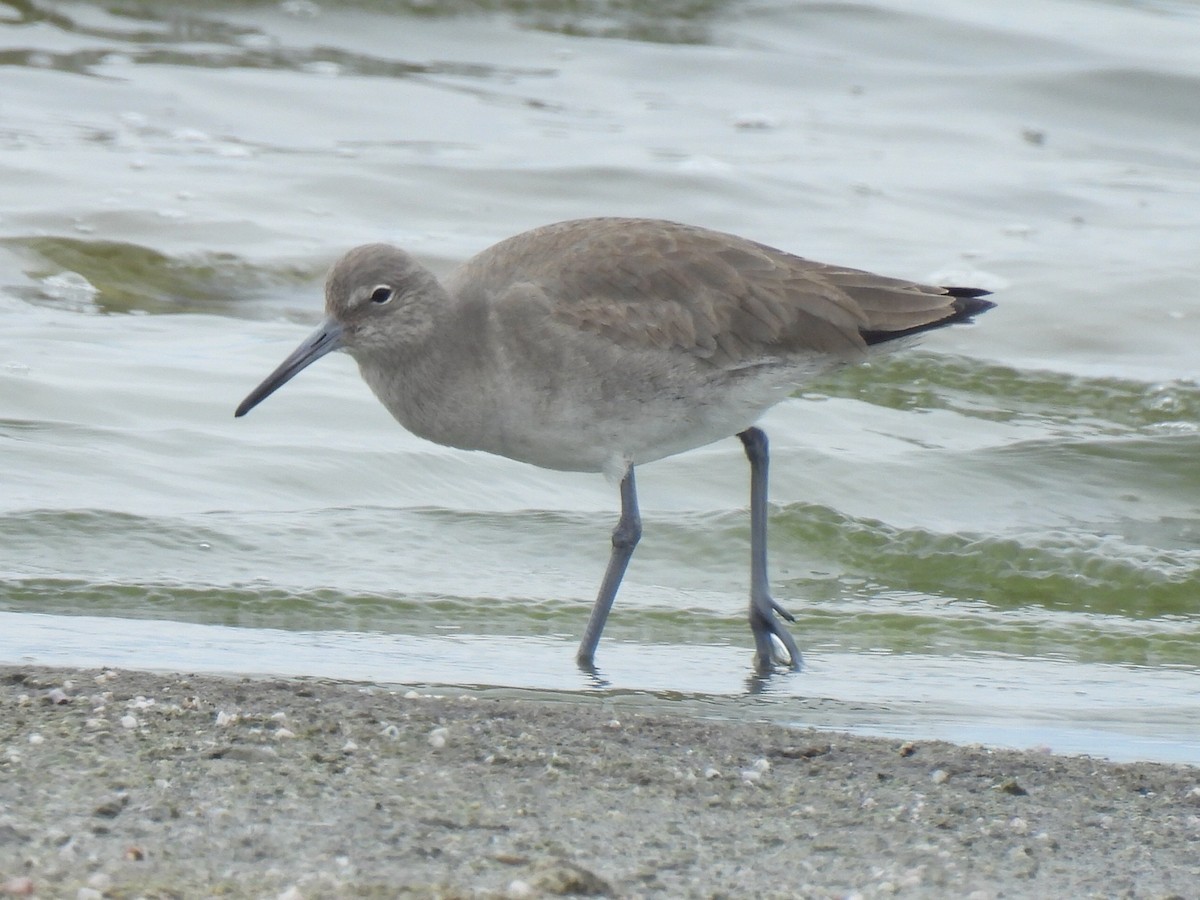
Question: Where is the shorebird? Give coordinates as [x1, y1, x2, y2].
[236, 217, 994, 673]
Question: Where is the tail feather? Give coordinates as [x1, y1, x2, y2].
[860, 287, 994, 347]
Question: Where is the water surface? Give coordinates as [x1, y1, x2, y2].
[1, 0, 1197, 764]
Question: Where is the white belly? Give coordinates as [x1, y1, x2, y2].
[484, 355, 837, 474]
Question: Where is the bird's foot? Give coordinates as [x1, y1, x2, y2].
[750, 593, 802, 673]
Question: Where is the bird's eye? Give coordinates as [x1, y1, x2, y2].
[370, 285, 394, 304]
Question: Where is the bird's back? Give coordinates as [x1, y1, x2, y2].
[449, 217, 989, 370]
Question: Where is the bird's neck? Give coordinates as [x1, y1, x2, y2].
[353, 296, 494, 452]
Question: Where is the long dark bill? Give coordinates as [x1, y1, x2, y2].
[234, 318, 345, 418]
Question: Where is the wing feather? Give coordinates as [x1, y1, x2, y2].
[448, 218, 984, 367]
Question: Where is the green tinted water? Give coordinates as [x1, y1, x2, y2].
[1, 0, 1196, 762]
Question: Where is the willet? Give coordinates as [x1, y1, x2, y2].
[236, 217, 994, 673]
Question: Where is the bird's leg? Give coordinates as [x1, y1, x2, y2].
[738, 427, 802, 672]
[577, 465, 642, 671]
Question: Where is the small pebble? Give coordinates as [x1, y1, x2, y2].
[215, 710, 237, 727]
[428, 727, 448, 749]
[528, 860, 613, 895]
[120, 715, 138, 730]
[28, 733, 43, 745]
[931, 769, 950, 784]
[704, 767, 721, 779]
[380, 724, 400, 739]
[997, 778, 1027, 796]
[494, 852, 529, 865]
[86, 873, 112, 891]
[898, 869, 924, 888]
[274, 728, 296, 740]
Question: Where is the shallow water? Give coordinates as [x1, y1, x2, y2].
[1, 0, 1197, 764]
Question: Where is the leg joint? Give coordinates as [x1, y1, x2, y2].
[738, 426, 768, 463]
[611, 516, 642, 551]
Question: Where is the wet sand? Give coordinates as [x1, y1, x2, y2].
[1, 666, 1196, 899]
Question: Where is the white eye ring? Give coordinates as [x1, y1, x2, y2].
[369, 285, 394, 304]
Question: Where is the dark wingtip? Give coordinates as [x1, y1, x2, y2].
[945, 286, 996, 321]
[945, 286, 992, 299]
[861, 285, 995, 346]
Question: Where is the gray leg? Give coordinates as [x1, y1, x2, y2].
[577, 466, 642, 670]
[738, 427, 802, 672]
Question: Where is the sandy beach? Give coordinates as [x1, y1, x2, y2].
[1, 666, 1196, 899]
